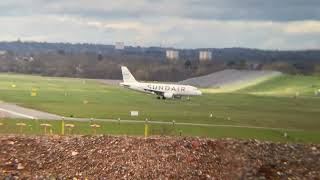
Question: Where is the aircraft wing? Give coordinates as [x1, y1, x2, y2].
[144, 88, 181, 99]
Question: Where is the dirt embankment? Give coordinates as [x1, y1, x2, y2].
[180, 69, 281, 88]
[0, 135, 319, 179]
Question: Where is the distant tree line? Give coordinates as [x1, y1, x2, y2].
[0, 41, 319, 81]
[0, 51, 226, 81]
[1, 41, 320, 63]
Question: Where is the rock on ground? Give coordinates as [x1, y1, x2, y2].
[0, 135, 319, 179]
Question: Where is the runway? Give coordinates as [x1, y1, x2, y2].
[0, 103, 62, 120]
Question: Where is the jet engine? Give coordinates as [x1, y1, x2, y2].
[163, 92, 174, 99]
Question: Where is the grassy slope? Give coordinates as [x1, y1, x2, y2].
[0, 73, 320, 143]
[239, 75, 320, 97]
[202, 73, 281, 93]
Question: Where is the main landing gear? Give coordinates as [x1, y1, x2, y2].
[157, 96, 166, 100]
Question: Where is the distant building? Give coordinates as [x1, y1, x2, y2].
[115, 42, 125, 50]
[199, 51, 212, 61]
[17, 56, 34, 62]
[0, 50, 7, 56]
[166, 50, 179, 60]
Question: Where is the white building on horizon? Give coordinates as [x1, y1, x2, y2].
[199, 51, 212, 61]
[115, 42, 125, 50]
[0, 50, 7, 56]
[166, 50, 179, 60]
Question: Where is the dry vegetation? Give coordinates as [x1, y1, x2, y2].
[0, 135, 319, 179]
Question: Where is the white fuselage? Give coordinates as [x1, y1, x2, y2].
[120, 66, 202, 99]
[121, 82, 202, 97]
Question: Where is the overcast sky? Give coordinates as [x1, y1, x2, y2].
[1, 0, 320, 49]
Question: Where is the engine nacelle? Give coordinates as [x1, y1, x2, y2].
[163, 92, 174, 99]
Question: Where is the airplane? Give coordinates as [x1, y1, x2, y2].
[120, 66, 202, 99]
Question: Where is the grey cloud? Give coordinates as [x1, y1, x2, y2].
[0, 0, 320, 49]
[1, 0, 319, 21]
[184, 0, 320, 21]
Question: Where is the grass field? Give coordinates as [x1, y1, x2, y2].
[1, 119, 319, 144]
[0, 73, 320, 143]
[239, 75, 320, 96]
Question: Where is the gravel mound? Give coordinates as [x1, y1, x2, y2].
[0, 135, 319, 179]
[180, 69, 282, 88]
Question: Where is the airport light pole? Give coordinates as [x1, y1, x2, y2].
[144, 118, 149, 138]
[90, 124, 101, 136]
[40, 124, 52, 135]
[61, 117, 65, 135]
[16, 122, 27, 134]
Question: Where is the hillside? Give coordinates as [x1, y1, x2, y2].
[180, 69, 282, 91]
[239, 75, 320, 96]
[1, 41, 320, 64]
[1, 41, 320, 80]
[0, 135, 319, 179]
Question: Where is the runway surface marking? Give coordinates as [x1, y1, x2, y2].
[0, 107, 35, 119]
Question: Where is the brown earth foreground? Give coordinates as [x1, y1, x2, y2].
[0, 135, 319, 179]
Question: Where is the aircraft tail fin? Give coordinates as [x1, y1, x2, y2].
[121, 66, 137, 83]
